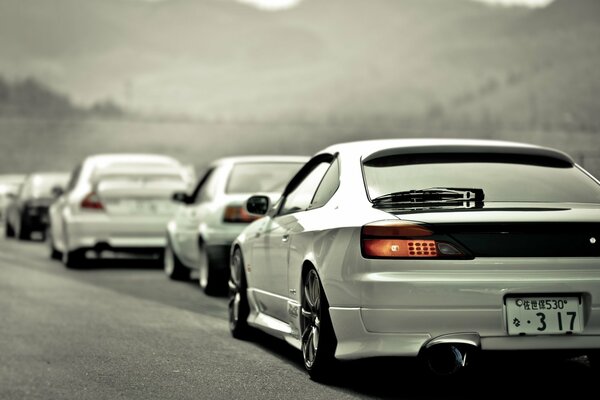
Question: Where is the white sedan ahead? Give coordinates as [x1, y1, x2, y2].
[164, 155, 308, 295]
[229, 138, 600, 380]
[48, 153, 191, 267]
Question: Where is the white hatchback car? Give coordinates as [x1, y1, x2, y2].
[164, 155, 308, 295]
[229, 138, 600, 380]
[48, 154, 191, 268]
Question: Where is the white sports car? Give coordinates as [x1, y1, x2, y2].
[229, 138, 600, 380]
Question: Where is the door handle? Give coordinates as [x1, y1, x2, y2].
[282, 234, 289, 242]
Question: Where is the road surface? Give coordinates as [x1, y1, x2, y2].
[0, 231, 596, 399]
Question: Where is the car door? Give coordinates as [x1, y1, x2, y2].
[251, 155, 334, 323]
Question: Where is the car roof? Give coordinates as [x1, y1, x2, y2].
[83, 153, 183, 167]
[320, 138, 574, 164]
[209, 155, 309, 167]
[27, 172, 70, 179]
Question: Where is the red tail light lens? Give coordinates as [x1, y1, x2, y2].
[81, 192, 104, 210]
[361, 220, 463, 259]
[363, 239, 438, 258]
[223, 205, 261, 223]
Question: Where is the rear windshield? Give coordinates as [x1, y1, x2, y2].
[363, 155, 600, 203]
[97, 175, 186, 192]
[226, 162, 303, 194]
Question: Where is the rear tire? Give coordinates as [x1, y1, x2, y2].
[228, 248, 251, 339]
[164, 239, 190, 281]
[5, 220, 15, 238]
[301, 268, 338, 382]
[17, 216, 30, 240]
[198, 242, 227, 296]
[62, 233, 84, 269]
[47, 227, 62, 260]
[63, 249, 85, 269]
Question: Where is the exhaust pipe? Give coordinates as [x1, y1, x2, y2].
[425, 344, 468, 376]
[422, 333, 480, 376]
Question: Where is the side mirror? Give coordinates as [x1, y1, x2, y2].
[172, 191, 190, 204]
[246, 195, 270, 216]
[51, 185, 64, 198]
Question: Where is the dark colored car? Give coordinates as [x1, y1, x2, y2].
[5, 172, 70, 240]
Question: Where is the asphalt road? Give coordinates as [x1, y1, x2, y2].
[0, 230, 597, 400]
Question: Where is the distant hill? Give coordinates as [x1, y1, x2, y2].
[0, 76, 125, 118]
[0, 0, 598, 131]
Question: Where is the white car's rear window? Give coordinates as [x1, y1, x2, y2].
[225, 162, 303, 194]
[363, 154, 600, 203]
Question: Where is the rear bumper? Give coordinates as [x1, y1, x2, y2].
[330, 307, 600, 360]
[65, 213, 169, 252]
[326, 257, 600, 360]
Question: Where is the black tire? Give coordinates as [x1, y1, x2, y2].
[198, 242, 227, 296]
[164, 238, 190, 281]
[62, 232, 85, 269]
[17, 216, 30, 240]
[228, 247, 251, 339]
[47, 227, 62, 260]
[5, 220, 15, 238]
[63, 248, 85, 269]
[301, 268, 338, 382]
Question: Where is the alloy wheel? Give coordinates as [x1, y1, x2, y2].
[301, 269, 322, 369]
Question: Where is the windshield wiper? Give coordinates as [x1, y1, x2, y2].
[371, 187, 484, 208]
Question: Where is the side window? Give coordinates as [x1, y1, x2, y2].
[190, 168, 214, 203]
[194, 168, 219, 204]
[309, 157, 340, 210]
[279, 162, 330, 216]
[66, 164, 82, 192]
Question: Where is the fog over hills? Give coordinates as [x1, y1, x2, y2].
[0, 0, 598, 130]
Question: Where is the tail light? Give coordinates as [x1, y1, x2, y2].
[361, 220, 464, 259]
[81, 192, 104, 210]
[223, 205, 261, 223]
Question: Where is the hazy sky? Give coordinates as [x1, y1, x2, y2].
[136, 0, 554, 11]
[232, 0, 554, 11]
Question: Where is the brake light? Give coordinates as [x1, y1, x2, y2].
[363, 239, 438, 257]
[81, 192, 104, 210]
[223, 205, 260, 223]
[361, 220, 463, 258]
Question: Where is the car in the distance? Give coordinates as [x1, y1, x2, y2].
[5, 172, 69, 240]
[229, 138, 600, 380]
[164, 155, 308, 295]
[48, 153, 191, 267]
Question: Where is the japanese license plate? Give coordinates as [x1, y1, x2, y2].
[505, 296, 583, 335]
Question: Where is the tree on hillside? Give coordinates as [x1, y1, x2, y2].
[0, 75, 127, 119]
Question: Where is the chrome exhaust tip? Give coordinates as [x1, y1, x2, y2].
[422, 333, 480, 376]
[425, 344, 468, 376]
